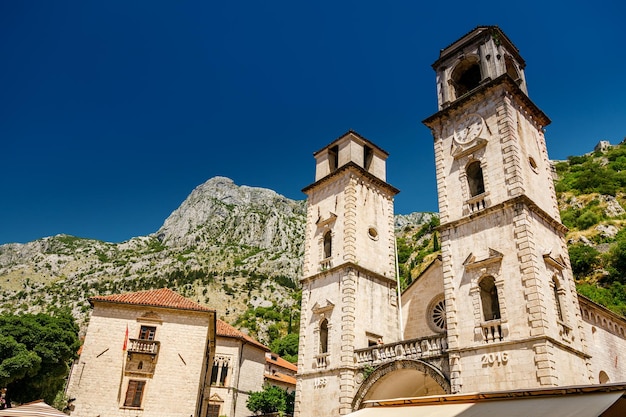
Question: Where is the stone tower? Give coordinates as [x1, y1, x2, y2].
[295, 131, 400, 417]
[423, 26, 592, 393]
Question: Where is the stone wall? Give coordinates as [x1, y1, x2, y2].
[67, 303, 213, 417]
[580, 297, 626, 383]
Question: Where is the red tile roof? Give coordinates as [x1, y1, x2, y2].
[89, 288, 215, 313]
[266, 353, 298, 372]
[265, 371, 297, 386]
[217, 319, 269, 351]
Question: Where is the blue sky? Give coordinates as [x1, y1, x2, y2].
[1, 1, 625, 244]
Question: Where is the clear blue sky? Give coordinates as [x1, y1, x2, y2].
[1, 1, 625, 244]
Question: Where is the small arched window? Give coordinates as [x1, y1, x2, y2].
[467, 161, 485, 197]
[323, 231, 332, 259]
[319, 319, 329, 354]
[599, 371, 610, 384]
[552, 277, 564, 321]
[479, 276, 501, 321]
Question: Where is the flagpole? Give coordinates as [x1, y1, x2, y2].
[118, 324, 129, 402]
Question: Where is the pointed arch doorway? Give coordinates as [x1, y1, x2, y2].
[352, 360, 450, 410]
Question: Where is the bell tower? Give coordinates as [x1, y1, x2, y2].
[295, 131, 400, 417]
[423, 27, 592, 393]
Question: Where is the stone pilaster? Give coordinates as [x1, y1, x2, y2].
[533, 340, 558, 386]
[343, 177, 357, 263]
[513, 203, 548, 338]
[433, 134, 449, 224]
[498, 95, 524, 198]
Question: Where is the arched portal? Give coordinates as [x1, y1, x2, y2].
[352, 360, 450, 410]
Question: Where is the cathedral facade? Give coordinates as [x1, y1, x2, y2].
[295, 26, 626, 417]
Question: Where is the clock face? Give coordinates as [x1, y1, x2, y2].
[455, 114, 484, 144]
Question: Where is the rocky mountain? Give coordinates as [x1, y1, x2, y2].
[3, 138, 626, 344]
[0, 176, 433, 341]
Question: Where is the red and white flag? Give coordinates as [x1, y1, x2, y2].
[122, 324, 129, 351]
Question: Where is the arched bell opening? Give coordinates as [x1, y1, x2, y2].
[352, 360, 450, 410]
[450, 57, 482, 99]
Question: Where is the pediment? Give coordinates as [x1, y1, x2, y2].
[312, 299, 335, 314]
[543, 251, 566, 270]
[316, 213, 337, 228]
[209, 393, 223, 402]
[451, 137, 487, 159]
[464, 248, 503, 270]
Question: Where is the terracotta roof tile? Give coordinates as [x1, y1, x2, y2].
[89, 288, 215, 313]
[217, 319, 269, 351]
[265, 372, 297, 386]
[266, 353, 298, 372]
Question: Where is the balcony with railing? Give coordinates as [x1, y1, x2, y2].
[466, 192, 488, 214]
[315, 353, 330, 369]
[128, 338, 160, 355]
[353, 334, 448, 367]
[319, 258, 332, 271]
[480, 320, 504, 343]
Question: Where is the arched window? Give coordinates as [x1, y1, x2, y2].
[451, 58, 482, 98]
[552, 277, 564, 321]
[479, 276, 501, 321]
[323, 231, 332, 259]
[505, 55, 521, 82]
[319, 319, 329, 354]
[467, 161, 485, 197]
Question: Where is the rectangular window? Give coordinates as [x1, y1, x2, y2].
[364, 145, 373, 170]
[210, 356, 231, 386]
[329, 145, 339, 172]
[219, 363, 229, 385]
[124, 380, 146, 408]
[207, 404, 221, 417]
[210, 363, 219, 385]
[139, 326, 156, 340]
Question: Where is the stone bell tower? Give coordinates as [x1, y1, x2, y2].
[423, 26, 592, 393]
[294, 130, 400, 417]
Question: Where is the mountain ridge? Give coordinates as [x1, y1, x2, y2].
[0, 176, 433, 342]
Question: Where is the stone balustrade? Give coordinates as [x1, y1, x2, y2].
[319, 258, 332, 271]
[315, 353, 330, 368]
[128, 338, 160, 355]
[467, 193, 487, 213]
[353, 335, 447, 366]
[481, 320, 503, 343]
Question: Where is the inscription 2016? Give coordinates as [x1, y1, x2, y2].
[481, 352, 509, 366]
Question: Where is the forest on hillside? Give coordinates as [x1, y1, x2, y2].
[555, 141, 626, 315]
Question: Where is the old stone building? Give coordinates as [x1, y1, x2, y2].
[295, 26, 626, 417]
[265, 352, 297, 392]
[206, 319, 270, 417]
[66, 289, 289, 417]
[66, 288, 217, 417]
[296, 131, 401, 416]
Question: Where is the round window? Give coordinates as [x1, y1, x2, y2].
[368, 227, 379, 240]
[427, 295, 447, 333]
[529, 156, 538, 172]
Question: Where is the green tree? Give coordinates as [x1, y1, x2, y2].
[269, 333, 299, 364]
[568, 244, 600, 278]
[246, 385, 294, 415]
[0, 311, 80, 407]
[607, 239, 626, 284]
